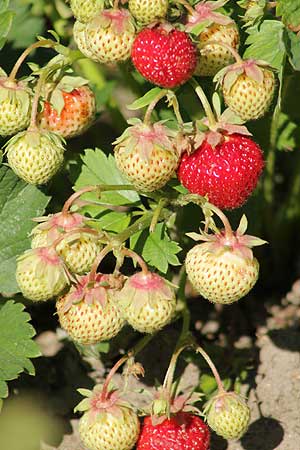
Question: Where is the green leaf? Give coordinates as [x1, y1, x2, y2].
[0, 299, 41, 399]
[130, 223, 181, 273]
[243, 20, 286, 70]
[285, 29, 300, 70]
[199, 374, 217, 395]
[0, 167, 50, 295]
[277, 0, 300, 28]
[7, 2, 44, 48]
[0, 10, 14, 49]
[93, 211, 131, 233]
[127, 88, 164, 110]
[74, 148, 140, 206]
[0, 1, 10, 14]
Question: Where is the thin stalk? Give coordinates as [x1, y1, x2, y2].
[101, 354, 128, 401]
[206, 203, 234, 239]
[200, 41, 243, 64]
[113, 0, 119, 9]
[144, 90, 168, 126]
[150, 199, 167, 233]
[175, 0, 195, 15]
[162, 345, 191, 397]
[121, 248, 149, 275]
[189, 78, 217, 127]
[62, 186, 99, 214]
[28, 70, 49, 131]
[89, 245, 113, 281]
[8, 40, 55, 83]
[196, 346, 225, 393]
[171, 95, 184, 127]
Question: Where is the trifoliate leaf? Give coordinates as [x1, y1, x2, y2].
[130, 223, 181, 273]
[0, 167, 50, 295]
[0, 299, 41, 400]
[243, 20, 285, 70]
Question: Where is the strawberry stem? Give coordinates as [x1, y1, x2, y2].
[171, 95, 184, 127]
[144, 89, 168, 126]
[7, 39, 56, 83]
[113, 0, 120, 9]
[89, 244, 113, 281]
[28, 69, 49, 131]
[162, 344, 191, 400]
[206, 203, 234, 239]
[190, 78, 217, 127]
[195, 346, 226, 394]
[121, 248, 149, 275]
[200, 40, 243, 64]
[51, 227, 100, 251]
[175, 0, 195, 15]
[150, 199, 167, 233]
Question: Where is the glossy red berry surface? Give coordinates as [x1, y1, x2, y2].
[131, 27, 197, 88]
[137, 413, 210, 450]
[178, 134, 264, 209]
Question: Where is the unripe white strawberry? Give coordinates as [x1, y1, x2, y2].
[215, 59, 276, 121]
[16, 247, 70, 301]
[73, 20, 98, 61]
[185, 215, 266, 304]
[75, 384, 140, 450]
[114, 120, 180, 192]
[0, 77, 32, 136]
[115, 272, 176, 333]
[186, 0, 240, 77]
[56, 273, 125, 345]
[128, 0, 168, 24]
[30, 211, 101, 275]
[205, 391, 250, 440]
[5, 130, 65, 185]
[70, 0, 104, 23]
[85, 9, 136, 63]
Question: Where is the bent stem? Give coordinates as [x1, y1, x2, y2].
[195, 346, 225, 394]
[28, 70, 49, 131]
[144, 89, 168, 126]
[89, 245, 113, 281]
[113, 0, 120, 9]
[175, 0, 195, 15]
[8, 39, 55, 83]
[163, 344, 192, 400]
[200, 40, 243, 65]
[121, 248, 149, 275]
[189, 78, 217, 127]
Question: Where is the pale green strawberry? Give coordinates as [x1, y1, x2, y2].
[206, 391, 250, 440]
[186, 0, 240, 77]
[114, 119, 180, 192]
[5, 130, 65, 185]
[0, 77, 32, 136]
[128, 0, 168, 24]
[70, 0, 104, 23]
[115, 272, 176, 333]
[215, 59, 276, 121]
[185, 215, 265, 304]
[73, 20, 98, 61]
[56, 274, 125, 345]
[76, 384, 140, 450]
[16, 247, 69, 301]
[85, 9, 136, 63]
[30, 211, 101, 275]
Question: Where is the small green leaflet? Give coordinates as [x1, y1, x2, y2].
[0, 300, 41, 401]
[75, 148, 140, 205]
[130, 223, 182, 274]
[244, 20, 286, 70]
[127, 87, 164, 110]
[0, 9, 14, 50]
[285, 29, 300, 71]
[277, 0, 300, 28]
[0, 167, 50, 295]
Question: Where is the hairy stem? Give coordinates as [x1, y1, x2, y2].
[89, 245, 113, 281]
[150, 199, 167, 233]
[8, 39, 55, 83]
[200, 40, 243, 64]
[190, 78, 217, 127]
[144, 89, 168, 126]
[195, 346, 225, 393]
[175, 0, 195, 15]
[28, 70, 49, 131]
[121, 248, 149, 275]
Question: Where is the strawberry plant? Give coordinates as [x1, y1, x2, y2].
[0, 0, 300, 449]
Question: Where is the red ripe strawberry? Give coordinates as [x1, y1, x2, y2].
[137, 413, 210, 450]
[39, 83, 95, 139]
[131, 25, 197, 88]
[178, 132, 264, 209]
